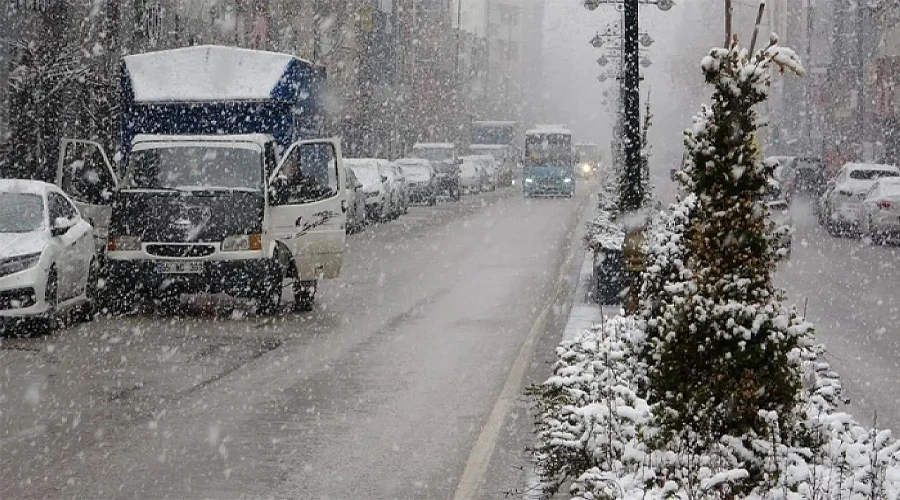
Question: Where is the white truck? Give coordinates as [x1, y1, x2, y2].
[56, 46, 346, 313]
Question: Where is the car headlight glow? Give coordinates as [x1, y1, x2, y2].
[108, 235, 141, 252]
[564, 178, 572, 183]
[0, 252, 41, 278]
[525, 178, 534, 183]
[222, 234, 262, 252]
[581, 163, 592, 173]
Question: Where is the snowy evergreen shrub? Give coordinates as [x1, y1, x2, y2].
[646, 37, 812, 463]
[634, 194, 694, 383]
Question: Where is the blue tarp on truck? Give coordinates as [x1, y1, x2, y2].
[119, 45, 326, 163]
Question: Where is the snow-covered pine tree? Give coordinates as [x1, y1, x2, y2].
[646, 37, 812, 457]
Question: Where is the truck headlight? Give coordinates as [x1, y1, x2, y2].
[108, 235, 141, 252]
[222, 234, 262, 252]
[0, 252, 41, 278]
[581, 164, 592, 173]
[525, 178, 534, 184]
[564, 178, 572, 183]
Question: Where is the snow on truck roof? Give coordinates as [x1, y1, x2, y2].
[132, 133, 272, 145]
[526, 125, 572, 136]
[124, 45, 312, 103]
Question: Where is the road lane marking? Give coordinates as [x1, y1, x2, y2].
[451, 194, 587, 500]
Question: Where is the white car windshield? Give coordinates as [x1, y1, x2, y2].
[347, 163, 381, 189]
[124, 145, 263, 191]
[849, 169, 899, 181]
[401, 166, 431, 182]
[413, 148, 453, 162]
[0, 193, 44, 233]
[460, 161, 477, 176]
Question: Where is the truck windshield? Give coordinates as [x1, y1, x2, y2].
[525, 133, 572, 166]
[124, 145, 263, 191]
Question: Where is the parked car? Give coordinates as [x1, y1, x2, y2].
[820, 162, 900, 236]
[0, 180, 98, 332]
[792, 157, 827, 195]
[857, 177, 900, 244]
[468, 154, 498, 191]
[344, 167, 367, 233]
[346, 159, 391, 222]
[396, 159, 437, 205]
[766, 156, 797, 199]
[411, 142, 461, 201]
[379, 161, 404, 218]
[389, 162, 410, 214]
[459, 158, 482, 195]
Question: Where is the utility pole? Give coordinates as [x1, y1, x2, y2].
[484, 0, 491, 104]
[724, 0, 733, 46]
[805, 0, 814, 153]
[621, 0, 642, 211]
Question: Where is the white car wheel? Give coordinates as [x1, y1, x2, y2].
[36, 269, 59, 334]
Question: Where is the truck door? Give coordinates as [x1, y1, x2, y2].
[267, 139, 347, 280]
[56, 140, 118, 255]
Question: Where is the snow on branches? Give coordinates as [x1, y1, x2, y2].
[533, 316, 900, 499]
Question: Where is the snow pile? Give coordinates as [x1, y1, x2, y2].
[533, 315, 900, 499]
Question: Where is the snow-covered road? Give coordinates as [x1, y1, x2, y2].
[777, 197, 900, 433]
[0, 185, 592, 499]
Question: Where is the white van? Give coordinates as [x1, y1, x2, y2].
[56, 134, 347, 313]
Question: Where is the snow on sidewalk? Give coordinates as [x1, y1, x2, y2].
[561, 250, 608, 344]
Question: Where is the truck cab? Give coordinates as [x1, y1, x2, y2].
[57, 133, 346, 313]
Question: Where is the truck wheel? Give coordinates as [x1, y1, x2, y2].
[255, 262, 284, 315]
[99, 274, 139, 316]
[293, 280, 316, 312]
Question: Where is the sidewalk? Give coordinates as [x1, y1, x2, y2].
[522, 248, 611, 499]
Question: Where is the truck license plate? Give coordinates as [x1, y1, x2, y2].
[156, 261, 204, 274]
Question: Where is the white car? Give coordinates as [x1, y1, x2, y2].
[857, 177, 900, 244]
[346, 159, 391, 222]
[467, 154, 497, 191]
[459, 158, 481, 195]
[821, 163, 900, 236]
[0, 180, 97, 332]
[379, 160, 404, 218]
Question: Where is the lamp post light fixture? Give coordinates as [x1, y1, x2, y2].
[590, 33, 604, 48]
[583, 0, 674, 214]
[639, 33, 654, 47]
[640, 57, 652, 68]
[597, 55, 610, 66]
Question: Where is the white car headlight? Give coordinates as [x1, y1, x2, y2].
[109, 235, 141, 252]
[0, 252, 41, 278]
[222, 234, 262, 252]
[525, 178, 534, 183]
[564, 178, 572, 183]
[581, 164, 592, 173]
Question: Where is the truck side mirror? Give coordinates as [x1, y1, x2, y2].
[268, 176, 289, 205]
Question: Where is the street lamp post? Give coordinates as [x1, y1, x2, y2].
[584, 0, 673, 212]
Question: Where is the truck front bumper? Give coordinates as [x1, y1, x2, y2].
[106, 259, 273, 298]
